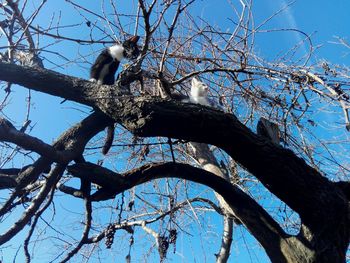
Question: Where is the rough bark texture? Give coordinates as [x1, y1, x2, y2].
[0, 62, 349, 263]
[116, 98, 349, 263]
[0, 111, 112, 244]
[68, 161, 290, 262]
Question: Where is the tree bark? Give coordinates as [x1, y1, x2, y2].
[0, 62, 349, 262]
[0, 111, 112, 244]
[68, 161, 290, 262]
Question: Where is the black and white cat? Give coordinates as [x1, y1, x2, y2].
[90, 35, 140, 155]
[90, 35, 140, 85]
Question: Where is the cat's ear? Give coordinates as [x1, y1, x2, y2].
[127, 35, 140, 43]
[191, 78, 199, 86]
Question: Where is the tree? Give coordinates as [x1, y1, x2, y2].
[0, 0, 349, 262]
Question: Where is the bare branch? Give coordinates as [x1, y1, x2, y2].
[67, 161, 287, 259]
[0, 164, 65, 246]
[0, 117, 74, 163]
[60, 190, 92, 262]
[0, 62, 344, 229]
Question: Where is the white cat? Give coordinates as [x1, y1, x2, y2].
[190, 78, 211, 106]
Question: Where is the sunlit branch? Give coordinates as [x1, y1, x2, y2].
[0, 61, 344, 228]
[67, 161, 287, 257]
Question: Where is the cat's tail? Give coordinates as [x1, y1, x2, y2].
[102, 125, 115, 155]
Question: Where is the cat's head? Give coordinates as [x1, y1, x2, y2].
[122, 36, 140, 59]
[191, 78, 208, 97]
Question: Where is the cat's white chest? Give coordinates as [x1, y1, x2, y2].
[108, 45, 124, 61]
[190, 95, 210, 106]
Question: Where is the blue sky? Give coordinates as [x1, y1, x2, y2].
[1, 0, 350, 262]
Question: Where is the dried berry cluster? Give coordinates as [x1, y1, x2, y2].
[105, 224, 116, 249]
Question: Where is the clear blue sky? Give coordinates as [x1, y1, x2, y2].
[1, 0, 350, 262]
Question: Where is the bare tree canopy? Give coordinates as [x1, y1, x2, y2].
[0, 0, 350, 262]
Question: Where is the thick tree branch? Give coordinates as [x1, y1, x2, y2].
[111, 97, 348, 231]
[67, 161, 288, 261]
[0, 157, 52, 217]
[0, 111, 112, 244]
[0, 175, 17, 188]
[58, 184, 84, 198]
[0, 164, 66, 246]
[1, 61, 346, 225]
[10, 111, 112, 191]
[216, 215, 233, 263]
[0, 61, 97, 105]
[0, 117, 74, 163]
[1, 61, 348, 260]
[334, 181, 350, 200]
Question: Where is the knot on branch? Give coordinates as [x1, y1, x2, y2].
[68, 162, 126, 187]
[117, 63, 144, 91]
